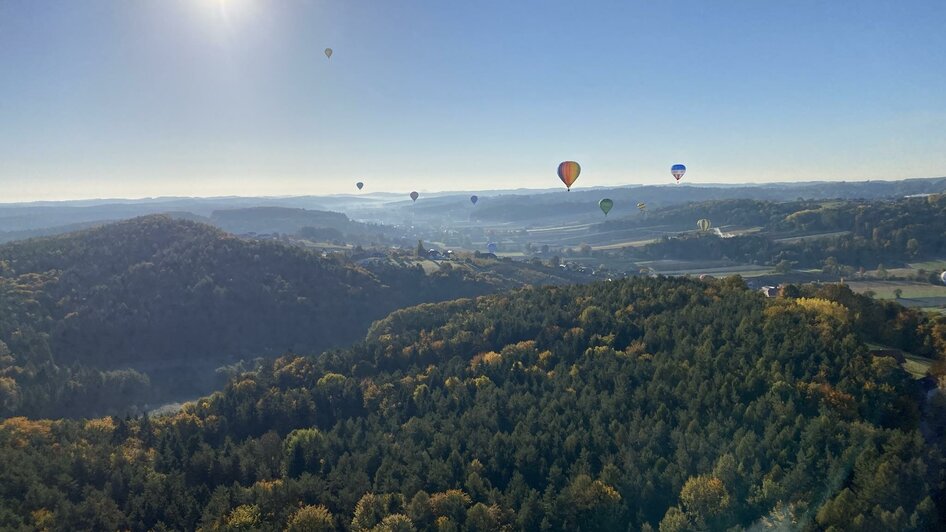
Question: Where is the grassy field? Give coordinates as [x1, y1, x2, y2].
[902, 353, 934, 380]
[847, 280, 946, 299]
[632, 259, 773, 277]
[774, 230, 851, 244]
[865, 343, 933, 380]
[848, 280, 946, 313]
[908, 259, 946, 271]
[592, 238, 658, 251]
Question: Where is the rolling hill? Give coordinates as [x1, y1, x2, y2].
[0, 216, 580, 418]
[0, 277, 941, 530]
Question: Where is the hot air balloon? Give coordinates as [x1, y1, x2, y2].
[637, 202, 646, 212]
[324, 48, 333, 59]
[557, 161, 581, 191]
[470, 195, 478, 205]
[356, 182, 364, 190]
[598, 198, 613, 216]
[487, 242, 498, 253]
[671, 164, 686, 183]
[410, 191, 419, 202]
[940, 271, 946, 285]
[696, 218, 711, 232]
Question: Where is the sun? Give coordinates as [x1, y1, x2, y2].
[192, 0, 258, 29]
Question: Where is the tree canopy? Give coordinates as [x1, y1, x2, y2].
[0, 276, 941, 530]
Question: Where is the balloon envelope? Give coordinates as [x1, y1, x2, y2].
[941, 271, 946, 284]
[356, 182, 364, 190]
[324, 48, 333, 59]
[470, 195, 478, 205]
[557, 161, 581, 190]
[697, 218, 711, 232]
[671, 164, 686, 182]
[598, 198, 613, 216]
[410, 191, 419, 202]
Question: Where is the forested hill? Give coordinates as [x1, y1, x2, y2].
[1, 277, 941, 530]
[590, 195, 946, 271]
[0, 216, 529, 418]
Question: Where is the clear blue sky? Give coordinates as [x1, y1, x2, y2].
[1, 0, 945, 201]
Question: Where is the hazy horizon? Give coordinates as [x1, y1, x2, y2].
[2, 0, 945, 201]
[2, 174, 946, 206]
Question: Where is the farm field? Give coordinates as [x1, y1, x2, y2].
[592, 238, 657, 250]
[903, 353, 935, 379]
[848, 280, 946, 312]
[847, 280, 946, 299]
[866, 343, 934, 380]
[908, 259, 946, 271]
[774, 230, 851, 243]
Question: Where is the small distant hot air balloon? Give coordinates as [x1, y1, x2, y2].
[940, 271, 946, 285]
[598, 198, 613, 216]
[637, 202, 646, 212]
[356, 182, 364, 190]
[410, 191, 419, 202]
[470, 195, 478, 205]
[671, 164, 686, 183]
[696, 218, 711, 232]
[324, 48, 333, 59]
[487, 242, 498, 253]
[557, 161, 581, 191]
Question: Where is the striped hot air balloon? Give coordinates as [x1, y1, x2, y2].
[557, 161, 581, 191]
[671, 164, 686, 183]
[696, 218, 711, 232]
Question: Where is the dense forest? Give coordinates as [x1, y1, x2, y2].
[0, 216, 570, 419]
[1, 277, 942, 530]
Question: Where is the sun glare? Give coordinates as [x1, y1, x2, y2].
[191, 0, 259, 32]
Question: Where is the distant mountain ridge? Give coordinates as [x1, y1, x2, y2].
[2, 176, 945, 235]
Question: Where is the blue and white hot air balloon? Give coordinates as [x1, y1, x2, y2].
[671, 164, 686, 183]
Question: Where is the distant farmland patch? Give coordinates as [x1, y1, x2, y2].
[908, 259, 946, 271]
[848, 280, 946, 311]
[774, 230, 851, 244]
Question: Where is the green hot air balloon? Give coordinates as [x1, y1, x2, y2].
[696, 218, 711, 232]
[598, 198, 614, 216]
